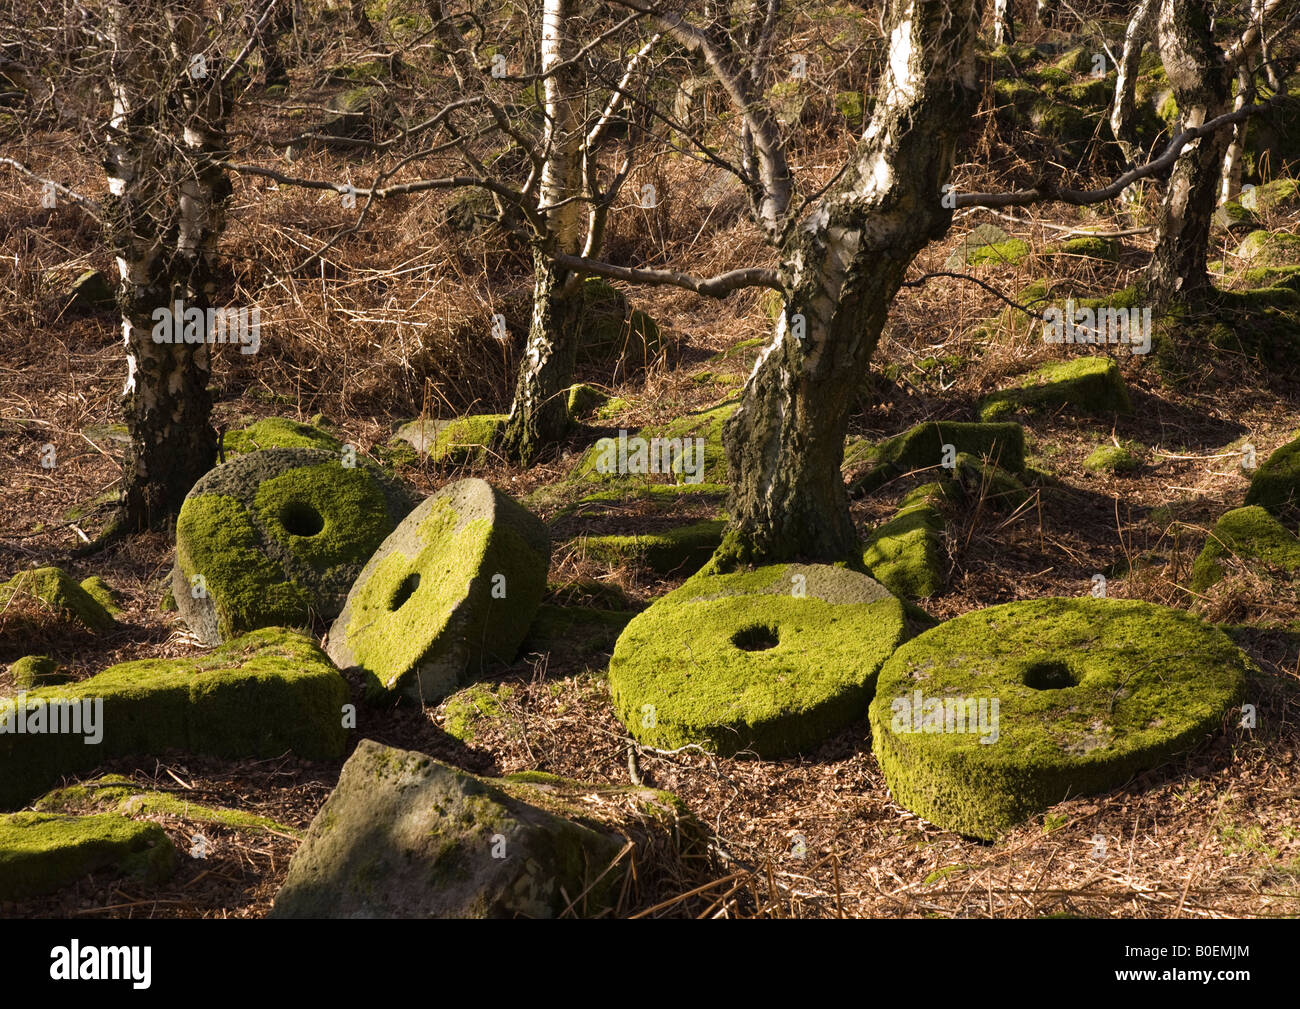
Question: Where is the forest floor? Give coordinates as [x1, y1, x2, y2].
[2, 18, 1300, 918]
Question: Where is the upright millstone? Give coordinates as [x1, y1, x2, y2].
[327, 478, 551, 704]
[172, 448, 417, 645]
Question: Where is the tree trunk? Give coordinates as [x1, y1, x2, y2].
[1146, 0, 1233, 303]
[994, 0, 1015, 45]
[499, 0, 585, 465]
[715, 0, 983, 569]
[107, 1, 224, 532]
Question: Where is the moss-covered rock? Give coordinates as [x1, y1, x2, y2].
[574, 519, 727, 576]
[1235, 229, 1300, 268]
[862, 483, 947, 600]
[576, 278, 663, 366]
[63, 270, 115, 315]
[944, 224, 1026, 271]
[1190, 505, 1300, 592]
[0, 627, 347, 810]
[35, 774, 297, 836]
[78, 575, 122, 616]
[1240, 178, 1300, 216]
[573, 400, 737, 487]
[1213, 199, 1261, 235]
[869, 598, 1250, 840]
[1084, 441, 1144, 474]
[953, 453, 1030, 510]
[1056, 235, 1120, 261]
[173, 447, 415, 645]
[1244, 435, 1300, 516]
[9, 655, 67, 690]
[566, 384, 608, 419]
[0, 811, 175, 900]
[521, 604, 634, 660]
[391, 414, 507, 465]
[222, 417, 344, 456]
[847, 421, 1026, 496]
[328, 478, 550, 704]
[0, 567, 116, 633]
[440, 682, 516, 743]
[270, 739, 630, 918]
[610, 564, 908, 758]
[978, 357, 1131, 421]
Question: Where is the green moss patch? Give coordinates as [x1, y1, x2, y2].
[1244, 436, 1300, 517]
[222, 417, 343, 456]
[847, 421, 1025, 495]
[566, 384, 608, 419]
[1241, 178, 1300, 216]
[1235, 229, 1300, 268]
[173, 447, 415, 644]
[573, 400, 737, 487]
[979, 357, 1131, 421]
[0, 811, 175, 900]
[78, 575, 122, 616]
[1055, 235, 1120, 262]
[863, 483, 947, 600]
[1190, 506, 1300, 592]
[0, 567, 117, 633]
[9, 655, 67, 690]
[574, 519, 726, 576]
[944, 225, 1029, 271]
[869, 598, 1250, 840]
[392, 414, 507, 465]
[328, 478, 550, 704]
[35, 774, 297, 836]
[0, 626, 349, 810]
[440, 683, 516, 743]
[1084, 441, 1145, 474]
[610, 564, 908, 758]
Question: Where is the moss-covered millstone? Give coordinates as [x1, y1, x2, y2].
[270, 739, 628, 918]
[521, 604, 635, 661]
[0, 566, 117, 633]
[566, 383, 609, 419]
[863, 483, 948, 600]
[944, 224, 1029, 270]
[221, 417, 344, 456]
[953, 452, 1031, 510]
[1240, 178, 1300, 216]
[847, 421, 1025, 496]
[0, 811, 175, 900]
[979, 357, 1131, 421]
[1243, 435, 1300, 517]
[0, 627, 348, 810]
[610, 564, 908, 758]
[575, 519, 727, 576]
[392, 414, 506, 465]
[173, 447, 415, 645]
[1190, 506, 1300, 592]
[328, 478, 550, 704]
[869, 598, 1250, 841]
[1054, 235, 1120, 262]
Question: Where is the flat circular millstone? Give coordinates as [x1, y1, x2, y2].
[609, 564, 908, 758]
[867, 598, 1250, 841]
[173, 448, 417, 645]
[327, 478, 551, 704]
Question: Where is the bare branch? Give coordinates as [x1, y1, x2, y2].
[551, 252, 780, 297]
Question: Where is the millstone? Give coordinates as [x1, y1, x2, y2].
[172, 447, 416, 645]
[868, 598, 1249, 841]
[327, 478, 550, 704]
[609, 564, 908, 758]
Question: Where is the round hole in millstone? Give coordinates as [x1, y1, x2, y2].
[389, 572, 421, 611]
[731, 623, 780, 652]
[280, 500, 325, 537]
[1022, 659, 1080, 690]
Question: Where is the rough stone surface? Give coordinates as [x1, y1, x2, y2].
[270, 739, 629, 918]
